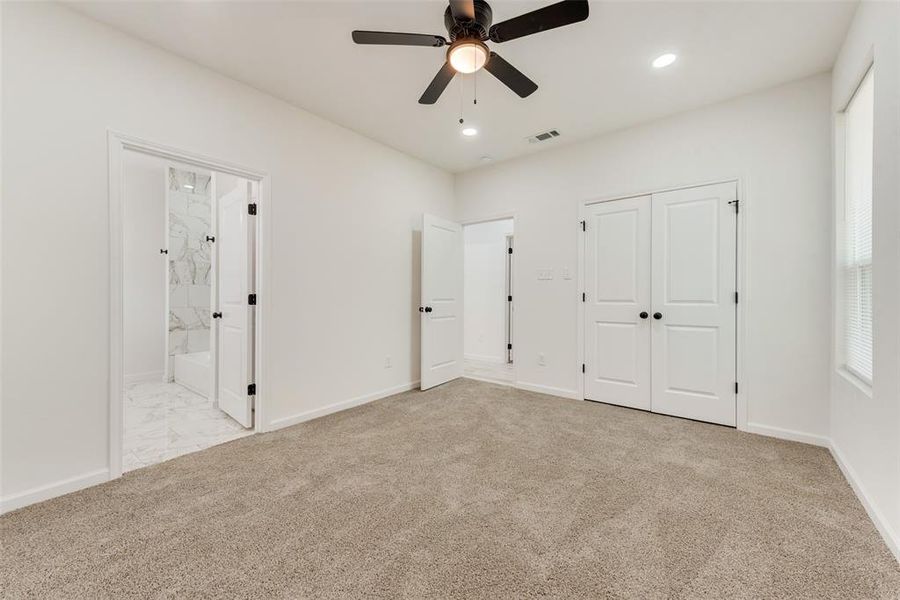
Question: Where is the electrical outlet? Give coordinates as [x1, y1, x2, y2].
[384, 355, 392, 369]
[538, 353, 546, 366]
[537, 268, 553, 280]
[561, 267, 572, 280]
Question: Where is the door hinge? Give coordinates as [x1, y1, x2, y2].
[508, 295, 512, 302]
[248, 203, 257, 215]
[248, 293, 257, 305]
[508, 247, 513, 255]
[582, 363, 585, 373]
[248, 383, 256, 396]
[728, 199, 739, 214]
[507, 343, 512, 350]
[582, 292, 586, 302]
[735, 382, 739, 394]
[580, 220, 586, 231]
[734, 291, 739, 304]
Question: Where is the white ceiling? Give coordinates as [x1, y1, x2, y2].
[70, 1, 857, 172]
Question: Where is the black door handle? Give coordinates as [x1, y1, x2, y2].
[653, 312, 662, 320]
[205, 235, 215, 243]
[212, 312, 222, 319]
[424, 306, 433, 313]
[419, 306, 424, 313]
[639, 311, 649, 319]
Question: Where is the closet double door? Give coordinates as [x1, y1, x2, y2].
[583, 182, 737, 426]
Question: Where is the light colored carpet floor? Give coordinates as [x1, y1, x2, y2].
[2, 379, 899, 599]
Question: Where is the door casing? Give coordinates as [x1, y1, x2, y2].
[108, 131, 270, 481]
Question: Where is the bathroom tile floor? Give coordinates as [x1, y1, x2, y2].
[123, 381, 252, 472]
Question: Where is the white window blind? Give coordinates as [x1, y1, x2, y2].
[842, 68, 874, 384]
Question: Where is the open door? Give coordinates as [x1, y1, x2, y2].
[215, 180, 254, 428]
[420, 214, 463, 390]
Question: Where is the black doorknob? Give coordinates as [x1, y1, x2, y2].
[212, 312, 222, 319]
[639, 311, 649, 319]
[653, 312, 662, 320]
[424, 306, 433, 313]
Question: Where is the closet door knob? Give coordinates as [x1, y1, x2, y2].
[639, 311, 649, 319]
[212, 312, 222, 319]
[653, 312, 663, 320]
[424, 306, 433, 313]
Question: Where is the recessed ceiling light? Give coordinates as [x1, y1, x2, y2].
[652, 53, 677, 69]
[462, 127, 478, 137]
[183, 184, 194, 190]
[479, 155, 493, 163]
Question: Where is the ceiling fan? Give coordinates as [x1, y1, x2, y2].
[351, 0, 589, 104]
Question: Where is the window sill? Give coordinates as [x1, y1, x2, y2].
[837, 367, 873, 398]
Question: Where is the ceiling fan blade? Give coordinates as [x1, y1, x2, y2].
[352, 31, 446, 47]
[449, 0, 476, 21]
[484, 52, 538, 98]
[489, 0, 589, 43]
[419, 62, 456, 104]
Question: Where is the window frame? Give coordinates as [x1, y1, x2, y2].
[835, 64, 874, 392]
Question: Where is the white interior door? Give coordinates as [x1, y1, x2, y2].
[215, 180, 253, 428]
[583, 196, 652, 410]
[421, 214, 463, 390]
[650, 182, 737, 426]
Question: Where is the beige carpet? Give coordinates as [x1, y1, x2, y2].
[2, 379, 898, 599]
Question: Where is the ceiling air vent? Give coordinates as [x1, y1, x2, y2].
[527, 129, 561, 144]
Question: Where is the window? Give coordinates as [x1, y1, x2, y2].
[840, 67, 874, 385]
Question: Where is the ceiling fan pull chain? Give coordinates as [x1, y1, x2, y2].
[458, 73, 464, 124]
[474, 70, 477, 105]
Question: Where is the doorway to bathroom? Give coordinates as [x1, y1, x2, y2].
[110, 135, 267, 475]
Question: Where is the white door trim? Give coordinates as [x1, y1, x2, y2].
[107, 130, 271, 480]
[576, 177, 749, 431]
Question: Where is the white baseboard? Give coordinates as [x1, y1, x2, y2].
[744, 422, 830, 447]
[514, 381, 580, 400]
[124, 370, 165, 385]
[829, 441, 900, 563]
[0, 468, 110, 515]
[464, 354, 506, 364]
[268, 381, 420, 431]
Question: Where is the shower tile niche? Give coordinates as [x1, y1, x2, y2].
[167, 168, 212, 375]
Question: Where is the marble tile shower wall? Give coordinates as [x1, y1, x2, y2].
[168, 168, 212, 371]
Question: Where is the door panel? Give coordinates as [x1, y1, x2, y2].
[421, 214, 463, 390]
[583, 196, 651, 410]
[651, 182, 736, 425]
[216, 180, 253, 428]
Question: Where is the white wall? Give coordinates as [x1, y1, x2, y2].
[829, 0, 900, 557]
[123, 152, 166, 381]
[464, 219, 513, 362]
[0, 3, 455, 506]
[456, 74, 834, 439]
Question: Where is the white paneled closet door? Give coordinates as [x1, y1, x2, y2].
[650, 182, 737, 426]
[583, 196, 652, 410]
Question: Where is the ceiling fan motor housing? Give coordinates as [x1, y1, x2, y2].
[444, 0, 493, 41]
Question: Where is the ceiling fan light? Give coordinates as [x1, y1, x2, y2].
[448, 41, 488, 74]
